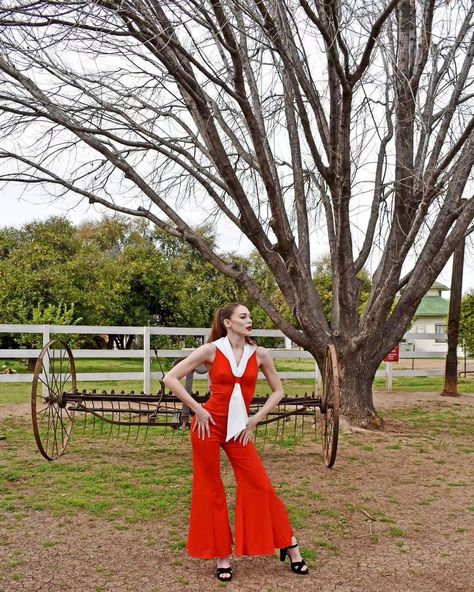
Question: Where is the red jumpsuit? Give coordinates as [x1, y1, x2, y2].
[187, 346, 293, 558]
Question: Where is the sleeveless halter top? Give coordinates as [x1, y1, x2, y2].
[205, 337, 258, 441]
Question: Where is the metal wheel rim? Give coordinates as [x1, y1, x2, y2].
[31, 340, 77, 460]
[322, 344, 340, 468]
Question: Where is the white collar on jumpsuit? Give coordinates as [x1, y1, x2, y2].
[213, 336, 257, 442]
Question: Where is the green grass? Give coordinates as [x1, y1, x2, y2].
[373, 375, 474, 393]
[313, 537, 340, 555]
[0, 357, 176, 375]
[286, 505, 313, 529]
[0, 416, 193, 524]
[389, 526, 406, 538]
[381, 405, 474, 436]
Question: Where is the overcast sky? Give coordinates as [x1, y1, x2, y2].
[0, 180, 255, 255]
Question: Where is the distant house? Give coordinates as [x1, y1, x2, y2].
[404, 282, 450, 353]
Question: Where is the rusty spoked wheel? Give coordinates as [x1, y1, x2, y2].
[31, 340, 77, 460]
[321, 344, 340, 468]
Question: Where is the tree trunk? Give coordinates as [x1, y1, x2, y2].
[442, 238, 465, 397]
[337, 351, 383, 429]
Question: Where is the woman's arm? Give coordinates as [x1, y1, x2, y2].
[238, 347, 284, 445]
[163, 343, 216, 438]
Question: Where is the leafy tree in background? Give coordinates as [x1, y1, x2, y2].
[0, 217, 83, 322]
[0, 216, 271, 348]
[460, 292, 474, 357]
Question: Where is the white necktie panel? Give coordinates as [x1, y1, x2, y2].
[213, 337, 257, 442]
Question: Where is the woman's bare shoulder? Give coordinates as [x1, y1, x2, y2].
[179, 342, 216, 366]
[256, 345, 271, 365]
[197, 341, 216, 361]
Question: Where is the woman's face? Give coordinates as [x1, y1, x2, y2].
[224, 305, 253, 337]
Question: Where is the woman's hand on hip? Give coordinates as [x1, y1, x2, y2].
[193, 406, 216, 439]
[238, 416, 258, 446]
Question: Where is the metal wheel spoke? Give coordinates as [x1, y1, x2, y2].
[52, 405, 71, 444]
[38, 372, 51, 391]
[46, 349, 60, 395]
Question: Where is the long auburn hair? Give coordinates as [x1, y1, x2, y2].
[208, 303, 256, 345]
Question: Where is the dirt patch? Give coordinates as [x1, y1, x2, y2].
[0, 394, 473, 592]
[0, 402, 30, 421]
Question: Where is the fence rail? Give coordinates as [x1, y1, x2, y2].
[0, 323, 458, 392]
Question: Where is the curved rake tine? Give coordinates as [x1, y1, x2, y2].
[126, 399, 131, 443]
[94, 401, 104, 437]
[134, 401, 142, 445]
[173, 400, 179, 439]
[81, 401, 88, 437]
[254, 400, 263, 447]
[135, 401, 143, 447]
[168, 401, 175, 440]
[301, 400, 305, 437]
[115, 399, 121, 439]
[262, 401, 268, 451]
[92, 401, 104, 437]
[97, 397, 103, 436]
[180, 417, 187, 445]
[142, 406, 150, 447]
[141, 402, 148, 446]
[106, 398, 114, 442]
[91, 397, 98, 437]
[118, 399, 124, 439]
[115, 398, 121, 440]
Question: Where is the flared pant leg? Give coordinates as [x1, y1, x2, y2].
[187, 426, 233, 559]
[223, 439, 293, 556]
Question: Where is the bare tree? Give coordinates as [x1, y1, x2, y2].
[0, 0, 473, 426]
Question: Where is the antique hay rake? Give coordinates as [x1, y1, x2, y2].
[31, 340, 340, 466]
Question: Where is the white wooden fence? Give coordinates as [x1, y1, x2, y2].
[0, 324, 453, 393]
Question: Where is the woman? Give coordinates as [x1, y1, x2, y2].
[163, 303, 308, 581]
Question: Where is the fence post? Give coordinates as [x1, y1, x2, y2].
[42, 324, 50, 396]
[386, 362, 393, 393]
[143, 326, 151, 394]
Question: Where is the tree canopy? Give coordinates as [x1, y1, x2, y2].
[0, 217, 244, 330]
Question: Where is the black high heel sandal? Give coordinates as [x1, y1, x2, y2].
[216, 566, 233, 582]
[280, 543, 309, 575]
